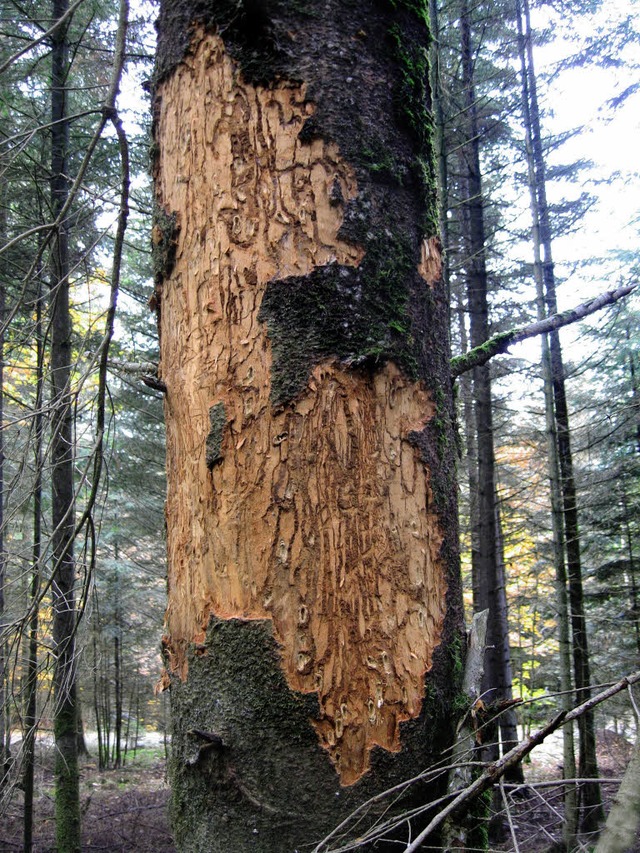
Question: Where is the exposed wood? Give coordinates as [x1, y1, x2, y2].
[156, 31, 448, 785]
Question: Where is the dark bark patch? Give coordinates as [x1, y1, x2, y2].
[258, 232, 420, 407]
[205, 402, 226, 468]
[169, 617, 343, 852]
[151, 203, 179, 286]
[169, 615, 465, 852]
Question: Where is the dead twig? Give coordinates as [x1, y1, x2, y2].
[403, 670, 640, 853]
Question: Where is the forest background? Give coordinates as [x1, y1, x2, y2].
[0, 0, 638, 849]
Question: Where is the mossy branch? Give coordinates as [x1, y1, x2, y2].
[450, 284, 637, 379]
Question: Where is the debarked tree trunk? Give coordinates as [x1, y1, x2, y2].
[153, 2, 465, 849]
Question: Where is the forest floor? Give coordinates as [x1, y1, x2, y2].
[491, 727, 638, 853]
[0, 737, 176, 853]
[0, 727, 636, 852]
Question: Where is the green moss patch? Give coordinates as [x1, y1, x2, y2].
[258, 231, 419, 407]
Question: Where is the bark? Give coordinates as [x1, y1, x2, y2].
[153, 2, 464, 850]
[0, 174, 9, 791]
[23, 287, 44, 853]
[515, 2, 578, 844]
[428, 0, 450, 304]
[621, 487, 640, 657]
[110, 546, 123, 768]
[50, 0, 80, 847]
[442, 609, 488, 851]
[459, 0, 520, 788]
[623, 335, 640, 655]
[520, 0, 604, 830]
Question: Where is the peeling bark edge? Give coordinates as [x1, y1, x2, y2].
[169, 615, 466, 852]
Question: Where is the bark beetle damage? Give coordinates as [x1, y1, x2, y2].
[418, 235, 443, 287]
[156, 32, 447, 785]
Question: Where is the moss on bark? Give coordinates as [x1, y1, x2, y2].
[54, 703, 81, 853]
[155, 1, 465, 849]
[258, 231, 418, 406]
[169, 616, 463, 852]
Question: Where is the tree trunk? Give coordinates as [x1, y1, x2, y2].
[428, 0, 450, 305]
[622, 338, 640, 656]
[113, 633, 122, 768]
[519, 0, 603, 831]
[0, 176, 9, 791]
[514, 2, 578, 844]
[459, 0, 520, 790]
[153, 3, 464, 850]
[23, 285, 45, 853]
[50, 0, 80, 847]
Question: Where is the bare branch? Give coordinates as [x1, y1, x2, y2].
[109, 359, 159, 376]
[450, 284, 637, 379]
[403, 670, 640, 852]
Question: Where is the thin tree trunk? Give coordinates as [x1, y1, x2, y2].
[0, 176, 9, 790]
[494, 504, 520, 758]
[93, 631, 104, 770]
[520, 0, 603, 830]
[76, 704, 89, 758]
[23, 285, 45, 853]
[113, 548, 122, 769]
[515, 1, 578, 844]
[620, 487, 640, 658]
[102, 644, 111, 768]
[622, 337, 640, 655]
[123, 681, 135, 765]
[456, 290, 479, 593]
[50, 0, 80, 846]
[428, 0, 450, 304]
[113, 633, 122, 768]
[459, 0, 520, 796]
[628, 327, 640, 455]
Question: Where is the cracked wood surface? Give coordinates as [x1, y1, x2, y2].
[156, 31, 447, 784]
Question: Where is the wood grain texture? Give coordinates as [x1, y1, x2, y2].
[156, 32, 447, 784]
